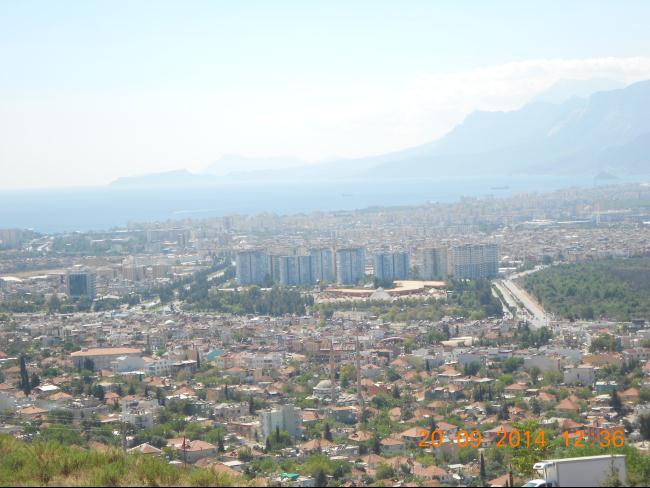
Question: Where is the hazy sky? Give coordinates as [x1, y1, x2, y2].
[2, 0, 650, 189]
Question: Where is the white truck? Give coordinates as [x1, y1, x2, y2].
[523, 454, 626, 487]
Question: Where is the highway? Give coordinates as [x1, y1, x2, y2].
[495, 266, 550, 329]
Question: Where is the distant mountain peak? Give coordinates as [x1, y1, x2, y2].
[532, 78, 626, 104]
[109, 169, 217, 188]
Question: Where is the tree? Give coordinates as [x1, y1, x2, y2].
[610, 389, 624, 416]
[324, 423, 333, 442]
[371, 434, 381, 454]
[527, 366, 542, 386]
[602, 462, 623, 487]
[248, 395, 255, 415]
[93, 384, 105, 401]
[315, 468, 327, 487]
[530, 398, 542, 415]
[391, 384, 401, 399]
[30, 373, 40, 389]
[442, 323, 450, 340]
[503, 357, 524, 373]
[195, 349, 201, 370]
[82, 358, 95, 372]
[639, 414, 650, 440]
[19, 354, 30, 396]
[480, 451, 486, 483]
[47, 295, 61, 314]
[498, 402, 510, 421]
[464, 361, 481, 377]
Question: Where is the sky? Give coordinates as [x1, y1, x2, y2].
[2, 0, 650, 189]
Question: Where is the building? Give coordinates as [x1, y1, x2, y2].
[236, 250, 268, 285]
[258, 404, 302, 440]
[70, 347, 142, 371]
[66, 270, 96, 299]
[166, 438, 217, 464]
[373, 251, 409, 281]
[0, 228, 23, 249]
[449, 244, 498, 280]
[268, 254, 283, 282]
[421, 247, 448, 279]
[564, 364, 595, 386]
[335, 247, 365, 285]
[278, 255, 313, 286]
[122, 400, 157, 429]
[310, 248, 335, 283]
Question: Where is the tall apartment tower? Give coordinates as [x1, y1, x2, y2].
[450, 244, 498, 280]
[268, 254, 283, 283]
[373, 251, 409, 281]
[278, 255, 313, 286]
[235, 250, 269, 285]
[392, 251, 409, 280]
[422, 247, 448, 280]
[336, 247, 366, 285]
[66, 270, 96, 299]
[309, 248, 335, 283]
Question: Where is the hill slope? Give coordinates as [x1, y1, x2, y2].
[367, 80, 650, 178]
[0, 435, 247, 487]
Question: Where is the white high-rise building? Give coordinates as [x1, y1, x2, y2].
[310, 248, 335, 283]
[278, 255, 312, 285]
[422, 247, 448, 280]
[66, 270, 96, 299]
[236, 250, 268, 285]
[373, 251, 409, 281]
[450, 244, 498, 280]
[336, 247, 366, 285]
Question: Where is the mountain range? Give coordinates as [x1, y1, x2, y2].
[111, 79, 650, 187]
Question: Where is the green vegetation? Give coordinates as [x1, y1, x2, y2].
[522, 258, 650, 320]
[0, 435, 244, 486]
[184, 284, 313, 316]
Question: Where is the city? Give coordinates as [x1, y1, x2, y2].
[2, 1, 650, 486]
[1, 182, 650, 485]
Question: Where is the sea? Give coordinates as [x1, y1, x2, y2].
[0, 175, 644, 234]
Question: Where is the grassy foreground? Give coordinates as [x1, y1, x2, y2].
[0, 435, 251, 487]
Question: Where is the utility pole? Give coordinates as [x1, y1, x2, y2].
[356, 333, 365, 416]
[121, 422, 127, 452]
[329, 338, 336, 402]
[182, 437, 188, 466]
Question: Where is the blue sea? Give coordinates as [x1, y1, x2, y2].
[0, 176, 641, 233]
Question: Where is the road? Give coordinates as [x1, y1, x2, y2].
[495, 266, 550, 329]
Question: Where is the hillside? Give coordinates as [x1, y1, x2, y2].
[521, 258, 650, 321]
[0, 435, 247, 487]
[368, 80, 650, 178]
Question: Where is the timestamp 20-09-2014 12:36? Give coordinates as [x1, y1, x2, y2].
[418, 428, 625, 449]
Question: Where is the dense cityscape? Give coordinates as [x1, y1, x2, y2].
[0, 182, 649, 485]
[4, 2, 650, 486]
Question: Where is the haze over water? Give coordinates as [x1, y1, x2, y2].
[1, 175, 622, 233]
